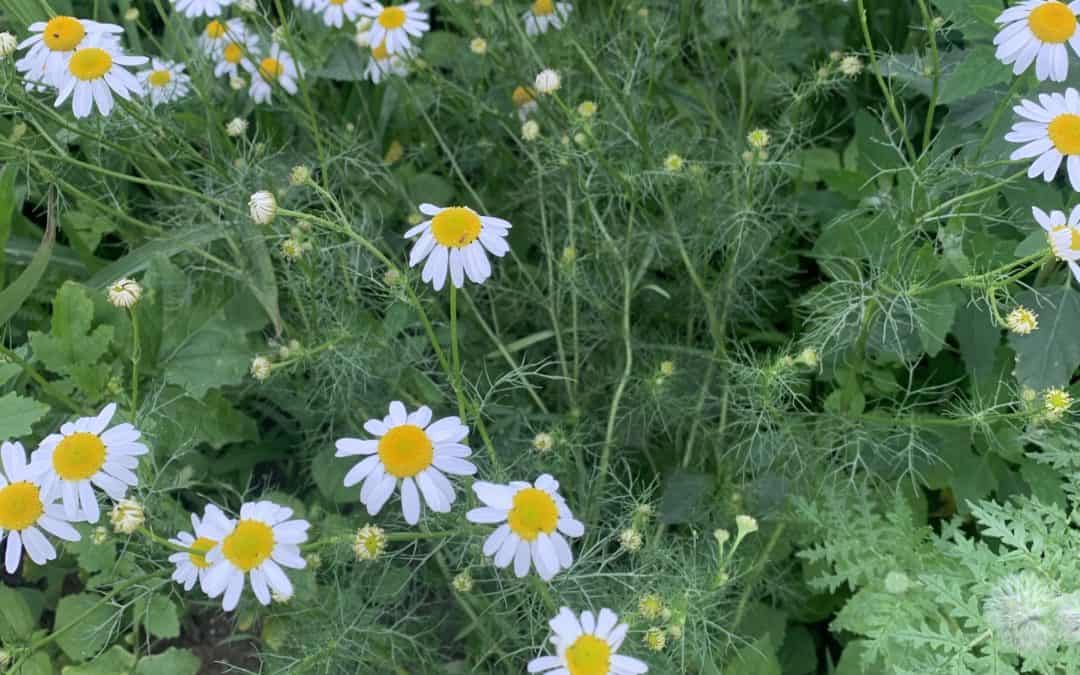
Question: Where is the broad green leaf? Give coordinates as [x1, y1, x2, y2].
[313, 443, 357, 504]
[62, 646, 136, 675]
[161, 316, 251, 399]
[66, 523, 117, 574]
[406, 173, 455, 206]
[916, 287, 960, 357]
[0, 585, 36, 641]
[54, 593, 119, 661]
[84, 224, 225, 290]
[724, 634, 782, 675]
[12, 652, 52, 675]
[139, 595, 180, 640]
[0, 163, 19, 285]
[135, 648, 201, 675]
[939, 47, 1012, 104]
[0, 201, 55, 328]
[658, 470, 712, 525]
[953, 302, 1000, 385]
[150, 389, 259, 450]
[0, 392, 50, 439]
[1008, 287, 1080, 391]
[28, 282, 114, 398]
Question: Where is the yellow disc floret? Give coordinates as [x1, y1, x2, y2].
[377, 425, 434, 478]
[259, 57, 284, 80]
[147, 69, 172, 87]
[1029, 1, 1077, 43]
[53, 432, 107, 481]
[564, 634, 611, 675]
[205, 20, 226, 38]
[188, 537, 216, 569]
[1048, 113, 1080, 154]
[532, 0, 556, 16]
[223, 43, 243, 64]
[68, 48, 112, 81]
[378, 6, 407, 28]
[0, 482, 44, 531]
[431, 207, 482, 248]
[221, 519, 275, 571]
[506, 488, 559, 541]
[43, 16, 85, 52]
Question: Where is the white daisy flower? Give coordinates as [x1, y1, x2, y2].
[0, 442, 81, 573]
[321, 0, 366, 29]
[1006, 88, 1080, 190]
[201, 500, 310, 611]
[523, 0, 573, 36]
[358, 2, 429, 55]
[334, 401, 476, 526]
[15, 17, 123, 90]
[30, 402, 149, 524]
[173, 0, 234, 19]
[467, 474, 584, 581]
[247, 43, 300, 104]
[404, 203, 511, 291]
[198, 18, 244, 56]
[994, 0, 1080, 81]
[213, 30, 259, 79]
[52, 34, 148, 118]
[168, 504, 225, 593]
[528, 607, 649, 675]
[1033, 205, 1080, 283]
[364, 40, 412, 83]
[138, 58, 190, 107]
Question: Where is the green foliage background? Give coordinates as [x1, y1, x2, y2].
[2, 0, 1080, 672]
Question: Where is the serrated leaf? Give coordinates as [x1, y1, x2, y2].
[28, 282, 114, 397]
[0, 392, 50, 439]
[1008, 287, 1080, 391]
[939, 47, 1012, 104]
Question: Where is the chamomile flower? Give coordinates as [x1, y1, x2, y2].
[467, 474, 584, 581]
[994, 0, 1080, 81]
[1033, 205, 1080, 283]
[524, 0, 573, 35]
[198, 18, 244, 55]
[173, 0, 233, 18]
[1006, 89, 1080, 190]
[529, 607, 649, 675]
[201, 501, 310, 611]
[513, 85, 538, 120]
[364, 40, 412, 83]
[247, 43, 300, 104]
[358, 2, 429, 55]
[334, 401, 476, 525]
[52, 34, 148, 118]
[404, 203, 511, 291]
[138, 59, 190, 106]
[0, 442, 80, 574]
[30, 402, 149, 524]
[321, 0, 366, 29]
[168, 504, 224, 592]
[214, 30, 259, 78]
[16, 17, 123, 89]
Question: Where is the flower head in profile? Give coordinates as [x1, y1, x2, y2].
[523, 0, 573, 36]
[335, 401, 476, 525]
[30, 403, 149, 523]
[247, 43, 300, 104]
[534, 68, 560, 94]
[169, 504, 223, 592]
[404, 203, 511, 291]
[0, 442, 80, 573]
[364, 40, 413, 84]
[172, 0, 233, 19]
[1007, 90, 1080, 191]
[467, 474, 584, 581]
[201, 500, 310, 611]
[52, 34, 148, 118]
[138, 59, 190, 107]
[249, 190, 277, 224]
[994, 0, 1080, 81]
[16, 17, 123, 90]
[109, 498, 144, 534]
[0, 32, 17, 60]
[528, 607, 649, 675]
[107, 278, 142, 308]
[1033, 205, 1080, 282]
[358, 2, 429, 55]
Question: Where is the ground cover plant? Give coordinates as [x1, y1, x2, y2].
[5, 0, 1080, 673]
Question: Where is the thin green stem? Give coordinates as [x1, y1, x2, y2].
[449, 284, 467, 419]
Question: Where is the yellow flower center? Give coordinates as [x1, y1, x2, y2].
[378, 6, 407, 28]
[330, 0, 345, 5]
[431, 207, 483, 248]
[68, 47, 112, 81]
[188, 537, 216, 569]
[377, 425, 433, 478]
[532, 0, 555, 16]
[259, 57, 284, 80]
[205, 20, 226, 38]
[147, 69, 172, 87]
[43, 16, 85, 52]
[221, 520, 275, 572]
[1029, 1, 1077, 43]
[506, 488, 559, 541]
[564, 634, 611, 675]
[1048, 113, 1080, 155]
[0, 482, 44, 531]
[53, 432, 107, 481]
[372, 41, 389, 60]
[512, 85, 536, 108]
[223, 42, 243, 64]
